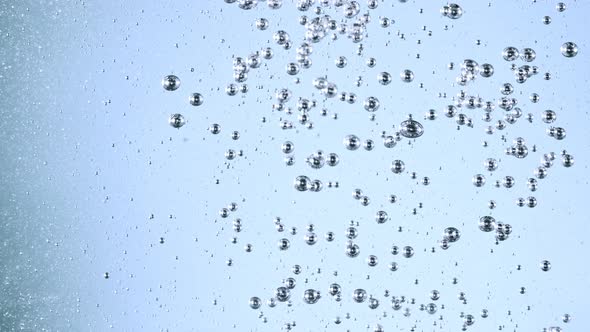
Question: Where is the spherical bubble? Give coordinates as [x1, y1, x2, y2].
[352, 289, 367, 303]
[480, 63, 494, 77]
[281, 141, 294, 154]
[283, 277, 296, 289]
[543, 15, 552, 24]
[363, 139, 375, 151]
[360, 196, 370, 206]
[521, 48, 536, 62]
[238, 0, 258, 10]
[500, 83, 514, 95]
[284, 156, 295, 166]
[364, 96, 380, 112]
[256, 18, 269, 30]
[464, 314, 475, 326]
[366, 57, 377, 67]
[233, 71, 248, 83]
[426, 303, 437, 314]
[322, 83, 338, 98]
[541, 110, 557, 124]
[534, 167, 548, 179]
[306, 153, 325, 169]
[267, 0, 281, 9]
[388, 262, 399, 271]
[446, 3, 463, 19]
[561, 153, 574, 167]
[346, 243, 360, 257]
[303, 289, 321, 304]
[498, 223, 512, 235]
[527, 196, 537, 208]
[484, 158, 498, 171]
[309, 179, 323, 192]
[261, 47, 273, 60]
[353, 189, 363, 200]
[376, 210, 388, 224]
[378, 72, 392, 85]
[553, 127, 566, 140]
[266, 297, 277, 308]
[162, 75, 180, 91]
[346, 92, 357, 104]
[391, 160, 405, 174]
[443, 227, 461, 242]
[461, 59, 479, 75]
[343, 134, 361, 150]
[513, 145, 529, 159]
[480, 309, 489, 318]
[488, 200, 497, 209]
[383, 136, 397, 148]
[343, 1, 361, 18]
[294, 175, 311, 191]
[275, 286, 291, 302]
[225, 149, 236, 160]
[304, 232, 318, 246]
[479, 216, 496, 232]
[286, 62, 300, 75]
[367, 255, 378, 267]
[278, 238, 290, 250]
[540, 260, 551, 272]
[444, 105, 457, 117]
[329, 283, 341, 296]
[562, 313, 572, 323]
[208, 123, 221, 134]
[168, 113, 186, 128]
[335, 56, 347, 68]
[275, 88, 292, 103]
[502, 47, 520, 61]
[345, 227, 358, 240]
[556, 2, 566, 12]
[430, 290, 440, 300]
[502, 176, 515, 188]
[326, 153, 339, 166]
[399, 116, 424, 138]
[561, 42, 578, 57]
[380, 17, 391, 27]
[247, 54, 260, 69]
[472, 174, 486, 187]
[226, 83, 239, 96]
[402, 246, 414, 258]
[189, 92, 204, 106]
[367, 297, 379, 309]
[249, 296, 261, 309]
[273, 30, 290, 45]
[400, 69, 414, 82]
[424, 109, 437, 120]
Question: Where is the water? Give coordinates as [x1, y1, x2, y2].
[0, 1, 589, 331]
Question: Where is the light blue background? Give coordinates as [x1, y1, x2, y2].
[1, 0, 589, 331]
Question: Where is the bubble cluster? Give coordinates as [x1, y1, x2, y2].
[162, 74, 180, 91]
[154, 2, 583, 331]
